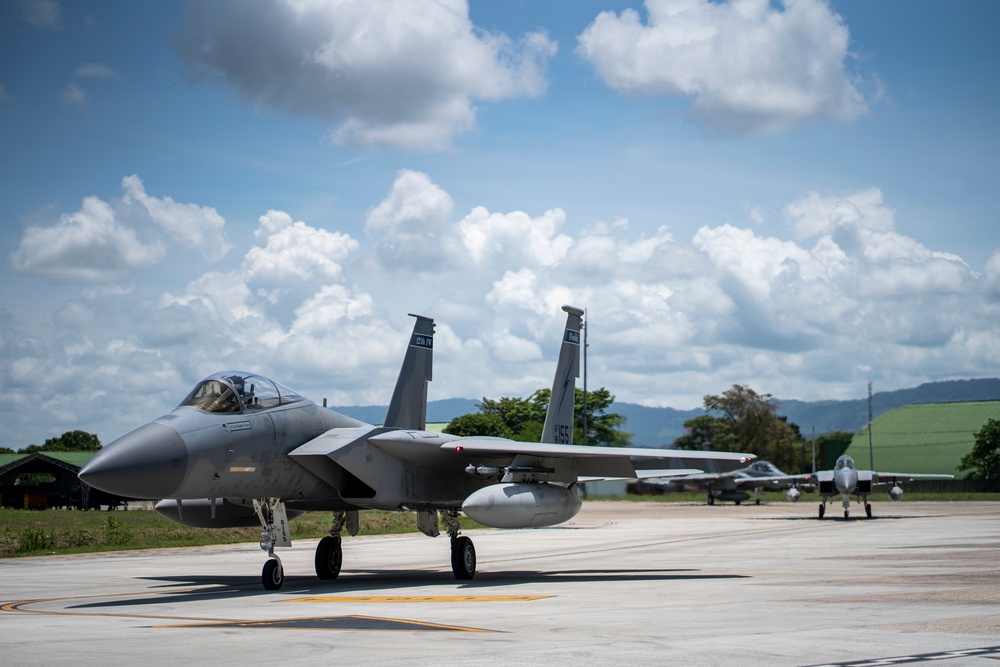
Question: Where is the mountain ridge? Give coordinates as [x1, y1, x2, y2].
[333, 378, 1000, 447]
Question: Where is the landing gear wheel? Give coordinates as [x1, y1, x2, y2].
[263, 558, 283, 590]
[844, 509, 850, 520]
[315, 535, 343, 580]
[451, 536, 476, 580]
[818, 503, 825, 519]
[865, 503, 872, 518]
[707, 494, 714, 506]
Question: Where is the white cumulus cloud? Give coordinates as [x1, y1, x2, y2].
[173, 0, 557, 151]
[121, 175, 230, 260]
[577, 0, 868, 135]
[10, 196, 165, 280]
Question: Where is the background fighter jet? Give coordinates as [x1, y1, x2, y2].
[645, 460, 811, 506]
[784, 454, 953, 519]
[79, 306, 755, 590]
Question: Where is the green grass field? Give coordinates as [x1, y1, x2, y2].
[0, 507, 480, 558]
[4, 493, 997, 558]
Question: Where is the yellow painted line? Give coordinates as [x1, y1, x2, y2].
[284, 595, 550, 603]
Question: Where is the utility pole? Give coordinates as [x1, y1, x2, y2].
[811, 425, 816, 474]
[581, 310, 588, 446]
[867, 380, 874, 470]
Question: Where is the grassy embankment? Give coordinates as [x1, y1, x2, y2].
[3, 492, 997, 558]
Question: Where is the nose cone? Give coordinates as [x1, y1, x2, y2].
[834, 468, 856, 494]
[79, 422, 188, 499]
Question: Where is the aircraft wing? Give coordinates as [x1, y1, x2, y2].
[579, 469, 703, 483]
[872, 471, 954, 483]
[441, 438, 754, 464]
[732, 473, 812, 488]
[641, 471, 810, 490]
[440, 438, 754, 481]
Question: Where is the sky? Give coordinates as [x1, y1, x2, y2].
[1, 0, 999, 448]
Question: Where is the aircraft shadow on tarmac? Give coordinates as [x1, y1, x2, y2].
[752, 514, 930, 522]
[68, 569, 750, 609]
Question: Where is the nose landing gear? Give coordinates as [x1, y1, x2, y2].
[254, 498, 291, 590]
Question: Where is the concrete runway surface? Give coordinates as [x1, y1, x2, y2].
[2, 500, 998, 666]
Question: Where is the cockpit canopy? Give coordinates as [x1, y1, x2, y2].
[179, 371, 304, 414]
[835, 455, 855, 470]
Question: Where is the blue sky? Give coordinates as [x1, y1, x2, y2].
[1, 0, 998, 448]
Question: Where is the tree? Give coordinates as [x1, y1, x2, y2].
[443, 387, 631, 446]
[19, 430, 102, 454]
[443, 413, 514, 439]
[673, 384, 808, 473]
[958, 418, 1000, 491]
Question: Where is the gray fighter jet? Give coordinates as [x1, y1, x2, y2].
[647, 460, 811, 505]
[784, 454, 953, 519]
[79, 306, 755, 589]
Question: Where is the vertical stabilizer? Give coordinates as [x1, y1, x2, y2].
[383, 314, 434, 430]
[541, 305, 584, 444]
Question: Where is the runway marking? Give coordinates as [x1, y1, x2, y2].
[805, 644, 1000, 666]
[157, 615, 493, 632]
[3, 597, 495, 632]
[283, 595, 549, 603]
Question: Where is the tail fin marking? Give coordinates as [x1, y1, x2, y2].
[383, 314, 434, 430]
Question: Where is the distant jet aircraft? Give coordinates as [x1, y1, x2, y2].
[646, 460, 810, 506]
[785, 454, 953, 519]
[79, 306, 754, 590]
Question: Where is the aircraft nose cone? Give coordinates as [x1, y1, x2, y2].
[834, 469, 856, 494]
[78, 422, 188, 499]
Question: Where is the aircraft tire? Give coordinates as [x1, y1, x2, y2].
[451, 536, 476, 580]
[844, 510, 849, 520]
[865, 503, 872, 518]
[263, 558, 283, 590]
[818, 504, 825, 519]
[315, 536, 343, 580]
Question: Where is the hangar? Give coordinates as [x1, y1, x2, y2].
[0, 451, 130, 510]
[845, 400, 1000, 482]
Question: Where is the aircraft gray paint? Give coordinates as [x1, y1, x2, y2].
[648, 460, 810, 506]
[782, 454, 953, 519]
[79, 306, 755, 590]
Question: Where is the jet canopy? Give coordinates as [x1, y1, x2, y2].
[179, 371, 304, 414]
[835, 455, 855, 470]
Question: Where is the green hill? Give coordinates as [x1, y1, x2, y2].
[845, 401, 1000, 476]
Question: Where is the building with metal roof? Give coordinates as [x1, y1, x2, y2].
[0, 451, 130, 509]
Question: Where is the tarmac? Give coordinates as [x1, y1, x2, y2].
[1, 500, 998, 666]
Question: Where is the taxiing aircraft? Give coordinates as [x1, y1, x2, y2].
[785, 454, 953, 519]
[79, 306, 755, 589]
[647, 460, 810, 506]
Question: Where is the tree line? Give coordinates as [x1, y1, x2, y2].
[0, 430, 102, 455]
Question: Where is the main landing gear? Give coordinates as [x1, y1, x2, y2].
[251, 504, 477, 589]
[444, 509, 476, 580]
[818, 496, 873, 521]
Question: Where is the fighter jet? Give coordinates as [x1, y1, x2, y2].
[784, 454, 953, 519]
[646, 460, 811, 506]
[79, 306, 755, 590]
